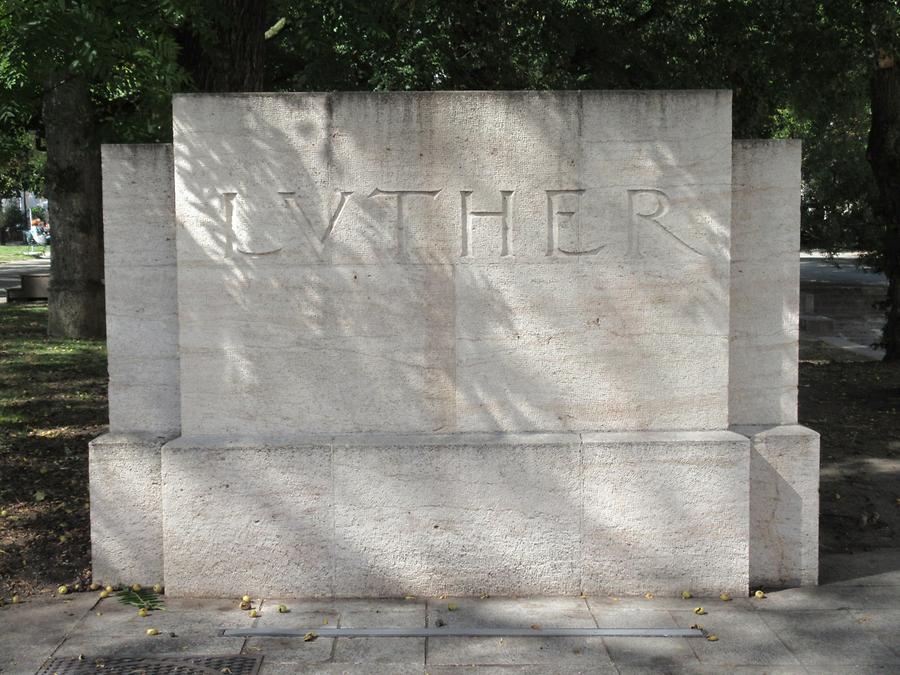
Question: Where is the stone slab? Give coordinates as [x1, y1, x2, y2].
[757, 610, 900, 666]
[748, 584, 900, 611]
[849, 609, 900, 655]
[424, 596, 611, 667]
[581, 431, 750, 595]
[159, 432, 750, 597]
[730, 140, 802, 427]
[736, 425, 820, 587]
[89, 433, 168, 587]
[331, 600, 425, 665]
[173, 91, 733, 436]
[0, 595, 97, 675]
[331, 436, 583, 597]
[101, 144, 180, 435]
[587, 607, 699, 667]
[160, 440, 333, 597]
[669, 609, 802, 666]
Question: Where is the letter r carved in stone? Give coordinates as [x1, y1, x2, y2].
[626, 188, 701, 259]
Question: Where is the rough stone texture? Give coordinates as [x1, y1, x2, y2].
[89, 433, 167, 586]
[160, 437, 333, 597]
[161, 432, 750, 597]
[730, 140, 802, 426]
[582, 432, 750, 595]
[734, 425, 820, 587]
[173, 91, 733, 436]
[101, 143, 180, 435]
[332, 434, 582, 596]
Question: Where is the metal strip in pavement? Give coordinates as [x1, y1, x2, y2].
[223, 627, 704, 638]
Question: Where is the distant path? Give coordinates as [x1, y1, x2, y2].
[801, 254, 887, 286]
[0, 259, 51, 292]
[800, 254, 887, 360]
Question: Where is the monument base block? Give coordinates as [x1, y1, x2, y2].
[89, 433, 169, 586]
[157, 431, 750, 598]
[737, 425, 820, 588]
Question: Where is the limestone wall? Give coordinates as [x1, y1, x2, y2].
[173, 91, 733, 436]
[92, 91, 819, 596]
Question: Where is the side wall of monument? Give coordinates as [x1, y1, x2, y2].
[90, 144, 179, 585]
[730, 140, 820, 587]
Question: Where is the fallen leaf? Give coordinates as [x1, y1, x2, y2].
[303, 631, 317, 642]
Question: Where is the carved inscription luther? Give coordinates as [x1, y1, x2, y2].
[460, 190, 514, 258]
[218, 186, 697, 260]
[369, 189, 442, 260]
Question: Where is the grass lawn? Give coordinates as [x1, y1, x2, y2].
[0, 244, 49, 263]
[0, 304, 106, 597]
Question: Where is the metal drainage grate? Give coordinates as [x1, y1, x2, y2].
[36, 654, 263, 675]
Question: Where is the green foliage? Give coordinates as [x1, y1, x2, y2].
[0, 131, 45, 198]
[1, 204, 26, 231]
[0, 0, 892, 258]
[116, 587, 165, 611]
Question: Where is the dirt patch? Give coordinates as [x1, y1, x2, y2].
[800, 340, 900, 552]
[0, 303, 106, 598]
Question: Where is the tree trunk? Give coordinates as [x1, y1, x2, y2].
[868, 51, 900, 359]
[42, 75, 105, 338]
[176, 0, 267, 92]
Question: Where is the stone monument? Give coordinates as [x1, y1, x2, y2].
[91, 91, 819, 597]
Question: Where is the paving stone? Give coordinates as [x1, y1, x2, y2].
[588, 594, 756, 612]
[669, 609, 801, 666]
[758, 610, 900, 666]
[819, 550, 900, 586]
[241, 600, 339, 664]
[849, 609, 900, 655]
[0, 595, 98, 674]
[260, 664, 422, 675]
[74, 596, 251, 635]
[53, 632, 246, 658]
[615, 667, 807, 674]
[428, 597, 597, 628]
[426, 667, 616, 674]
[424, 597, 611, 666]
[587, 606, 699, 667]
[332, 598, 426, 665]
[751, 584, 900, 610]
[805, 668, 900, 675]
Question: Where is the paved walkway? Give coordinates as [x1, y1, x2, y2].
[2, 549, 898, 674]
[800, 255, 887, 286]
[0, 259, 50, 295]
